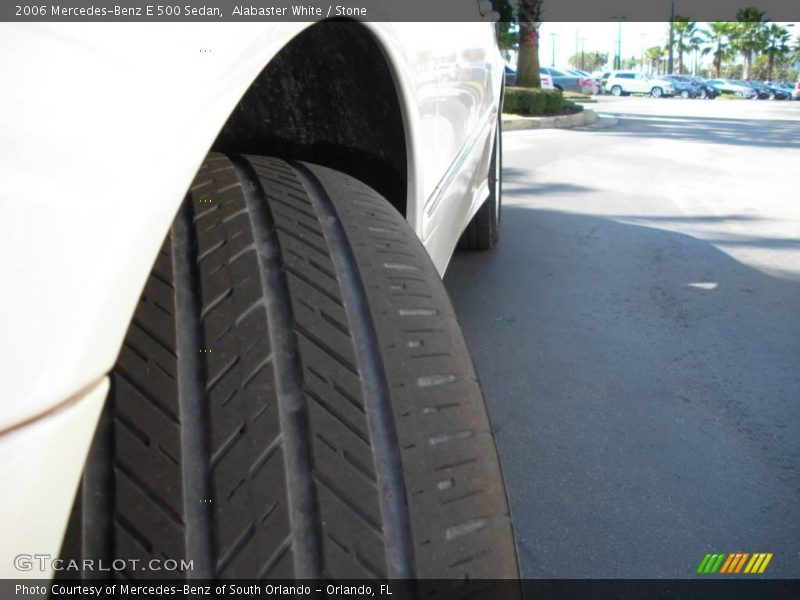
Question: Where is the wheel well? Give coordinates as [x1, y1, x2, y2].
[212, 21, 408, 215]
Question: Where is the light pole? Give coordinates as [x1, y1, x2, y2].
[575, 30, 579, 68]
[550, 32, 557, 67]
[667, 0, 675, 74]
[579, 37, 586, 70]
[640, 32, 645, 73]
[611, 17, 628, 69]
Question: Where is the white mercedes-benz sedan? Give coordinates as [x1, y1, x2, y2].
[0, 15, 516, 582]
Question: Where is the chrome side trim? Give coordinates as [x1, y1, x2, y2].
[424, 106, 497, 218]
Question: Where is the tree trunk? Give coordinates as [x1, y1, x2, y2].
[743, 50, 752, 80]
[766, 52, 774, 81]
[715, 40, 722, 77]
[516, 0, 543, 88]
[517, 22, 541, 87]
[677, 48, 684, 74]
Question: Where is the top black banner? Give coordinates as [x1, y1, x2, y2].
[3, 0, 800, 22]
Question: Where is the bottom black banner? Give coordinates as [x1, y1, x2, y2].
[2, 579, 799, 600]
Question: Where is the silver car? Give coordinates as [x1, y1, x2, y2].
[541, 66, 593, 93]
[705, 79, 758, 98]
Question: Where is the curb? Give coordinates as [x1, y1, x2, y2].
[502, 109, 599, 131]
[583, 115, 619, 129]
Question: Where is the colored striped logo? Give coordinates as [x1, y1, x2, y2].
[696, 552, 773, 574]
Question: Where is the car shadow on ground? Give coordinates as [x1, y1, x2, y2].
[587, 112, 800, 149]
[444, 205, 800, 578]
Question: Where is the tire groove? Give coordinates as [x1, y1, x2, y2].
[205, 355, 240, 393]
[172, 200, 215, 578]
[276, 223, 330, 257]
[199, 286, 234, 319]
[130, 318, 177, 358]
[114, 459, 184, 528]
[306, 388, 370, 445]
[257, 535, 292, 579]
[292, 162, 415, 579]
[115, 367, 180, 425]
[235, 156, 322, 579]
[216, 523, 255, 574]
[284, 264, 344, 307]
[313, 470, 383, 536]
[294, 322, 359, 376]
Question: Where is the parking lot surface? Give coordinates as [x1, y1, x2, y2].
[445, 96, 800, 577]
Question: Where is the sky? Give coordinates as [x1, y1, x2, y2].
[532, 21, 799, 72]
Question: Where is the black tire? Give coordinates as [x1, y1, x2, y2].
[680, 90, 690, 99]
[699, 89, 708, 99]
[651, 86, 663, 98]
[59, 154, 518, 582]
[458, 120, 501, 250]
[610, 85, 622, 96]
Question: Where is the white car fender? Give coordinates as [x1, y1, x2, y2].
[0, 378, 109, 578]
[0, 20, 502, 577]
[0, 21, 501, 432]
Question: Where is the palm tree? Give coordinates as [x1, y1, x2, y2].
[568, 51, 607, 72]
[516, 0, 543, 87]
[687, 27, 708, 75]
[644, 46, 664, 75]
[672, 16, 700, 74]
[762, 23, 792, 81]
[731, 6, 768, 80]
[496, 0, 519, 62]
[704, 22, 735, 78]
[584, 51, 608, 72]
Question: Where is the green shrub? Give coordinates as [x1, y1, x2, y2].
[543, 90, 562, 113]
[561, 99, 583, 113]
[503, 86, 583, 116]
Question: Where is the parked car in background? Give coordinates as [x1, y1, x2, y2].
[505, 65, 516, 86]
[768, 81, 796, 99]
[663, 75, 702, 98]
[504, 66, 554, 90]
[739, 80, 772, 99]
[685, 76, 721, 99]
[605, 71, 676, 97]
[705, 78, 757, 98]
[564, 67, 601, 94]
[592, 71, 612, 94]
[756, 81, 791, 100]
[540, 66, 593, 94]
[793, 82, 800, 101]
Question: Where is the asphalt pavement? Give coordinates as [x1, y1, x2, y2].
[444, 96, 800, 578]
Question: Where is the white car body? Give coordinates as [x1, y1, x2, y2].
[0, 19, 503, 577]
[605, 70, 676, 96]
